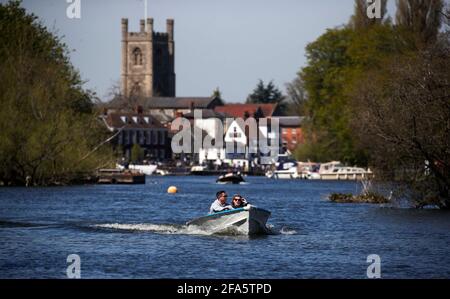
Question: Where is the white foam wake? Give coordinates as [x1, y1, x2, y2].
[93, 223, 297, 236]
[93, 223, 214, 236]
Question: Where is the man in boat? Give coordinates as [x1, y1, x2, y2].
[231, 194, 250, 209]
[209, 191, 233, 214]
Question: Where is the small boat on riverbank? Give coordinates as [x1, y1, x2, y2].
[216, 172, 245, 184]
[186, 206, 271, 235]
[97, 169, 145, 184]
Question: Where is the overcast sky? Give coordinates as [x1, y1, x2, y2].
[16, 0, 397, 102]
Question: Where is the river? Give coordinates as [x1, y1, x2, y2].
[0, 176, 449, 278]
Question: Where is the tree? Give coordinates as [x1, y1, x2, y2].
[350, 33, 450, 209]
[246, 80, 285, 105]
[0, 1, 113, 186]
[212, 87, 223, 100]
[285, 76, 307, 116]
[296, 27, 366, 164]
[396, 0, 444, 47]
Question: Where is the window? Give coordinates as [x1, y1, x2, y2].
[160, 131, 165, 144]
[156, 131, 161, 145]
[131, 82, 141, 96]
[133, 47, 143, 65]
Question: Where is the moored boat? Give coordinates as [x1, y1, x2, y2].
[268, 159, 299, 179]
[97, 169, 145, 184]
[318, 161, 373, 180]
[216, 172, 245, 184]
[186, 206, 271, 235]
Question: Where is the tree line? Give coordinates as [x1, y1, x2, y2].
[288, 0, 449, 209]
[0, 1, 114, 186]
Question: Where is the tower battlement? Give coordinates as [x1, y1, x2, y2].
[121, 18, 175, 98]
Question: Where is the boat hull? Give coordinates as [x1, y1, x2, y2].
[186, 207, 271, 235]
[216, 173, 245, 184]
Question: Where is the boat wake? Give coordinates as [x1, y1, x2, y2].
[93, 223, 222, 236]
[92, 222, 297, 236]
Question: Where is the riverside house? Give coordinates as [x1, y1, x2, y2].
[101, 106, 171, 161]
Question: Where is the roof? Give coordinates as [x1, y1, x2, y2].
[103, 96, 224, 110]
[103, 112, 164, 130]
[276, 116, 305, 127]
[214, 103, 278, 118]
[148, 110, 174, 123]
[143, 97, 223, 109]
[183, 109, 227, 119]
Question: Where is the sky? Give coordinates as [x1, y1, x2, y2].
[16, 0, 397, 103]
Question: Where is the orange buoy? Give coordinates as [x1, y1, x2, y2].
[167, 186, 178, 194]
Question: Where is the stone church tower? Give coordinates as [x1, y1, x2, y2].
[121, 18, 176, 98]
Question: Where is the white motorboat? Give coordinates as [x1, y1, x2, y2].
[186, 206, 271, 235]
[319, 161, 373, 180]
[116, 164, 157, 176]
[269, 159, 299, 179]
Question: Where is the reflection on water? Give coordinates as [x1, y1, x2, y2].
[0, 176, 449, 278]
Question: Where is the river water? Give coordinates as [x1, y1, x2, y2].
[0, 176, 449, 278]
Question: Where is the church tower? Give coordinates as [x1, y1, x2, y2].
[121, 18, 176, 98]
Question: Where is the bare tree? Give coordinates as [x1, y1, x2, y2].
[350, 33, 450, 209]
[285, 76, 307, 116]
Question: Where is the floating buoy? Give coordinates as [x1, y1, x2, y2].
[167, 186, 178, 194]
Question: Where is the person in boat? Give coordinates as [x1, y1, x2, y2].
[231, 194, 250, 209]
[209, 191, 233, 214]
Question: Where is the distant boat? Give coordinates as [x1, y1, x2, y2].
[267, 159, 299, 179]
[116, 164, 157, 176]
[97, 169, 145, 184]
[216, 172, 245, 184]
[318, 161, 373, 180]
[186, 207, 271, 235]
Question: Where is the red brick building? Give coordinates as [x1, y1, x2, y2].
[278, 116, 305, 152]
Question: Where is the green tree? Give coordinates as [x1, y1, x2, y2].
[296, 27, 363, 164]
[0, 1, 113, 186]
[295, 8, 409, 165]
[246, 80, 286, 115]
[212, 87, 223, 100]
[246, 80, 285, 105]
